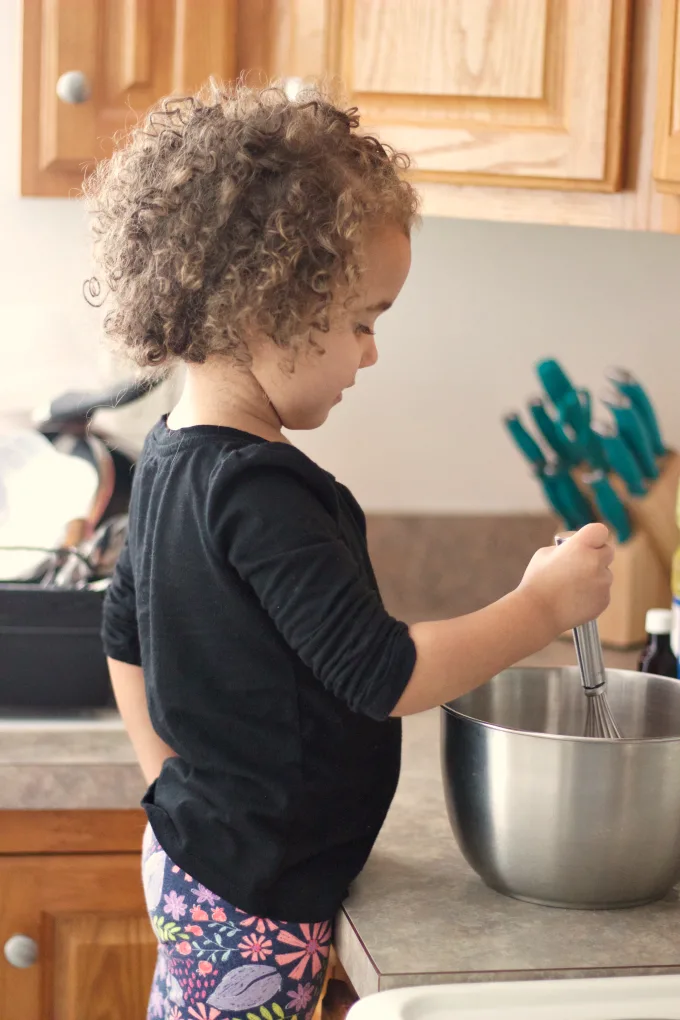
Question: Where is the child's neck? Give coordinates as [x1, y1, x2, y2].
[167, 358, 288, 444]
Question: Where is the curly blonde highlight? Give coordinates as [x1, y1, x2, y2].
[82, 81, 419, 369]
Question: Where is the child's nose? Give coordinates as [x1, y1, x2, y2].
[360, 335, 378, 369]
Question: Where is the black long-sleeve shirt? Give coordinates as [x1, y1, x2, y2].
[102, 418, 416, 921]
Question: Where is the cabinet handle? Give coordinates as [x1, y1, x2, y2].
[4, 934, 38, 968]
[56, 70, 91, 104]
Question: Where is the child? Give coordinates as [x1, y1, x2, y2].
[85, 83, 613, 1020]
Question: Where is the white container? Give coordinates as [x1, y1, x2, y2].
[346, 973, 680, 1019]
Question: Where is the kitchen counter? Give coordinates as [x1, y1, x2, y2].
[335, 643, 680, 996]
[8, 641, 677, 999]
[0, 710, 144, 810]
[0, 641, 637, 811]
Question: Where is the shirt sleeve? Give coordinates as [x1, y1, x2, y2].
[212, 460, 416, 721]
[101, 534, 142, 666]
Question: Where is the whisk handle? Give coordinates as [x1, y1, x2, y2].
[555, 532, 607, 692]
[572, 619, 606, 691]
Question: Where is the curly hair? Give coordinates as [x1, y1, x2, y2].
[82, 81, 419, 369]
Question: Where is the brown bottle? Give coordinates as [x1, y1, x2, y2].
[638, 609, 677, 678]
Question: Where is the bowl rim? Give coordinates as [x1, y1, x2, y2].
[440, 665, 680, 744]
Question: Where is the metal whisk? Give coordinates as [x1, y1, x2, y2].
[572, 618, 622, 739]
[555, 533, 621, 738]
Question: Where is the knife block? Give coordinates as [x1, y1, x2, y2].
[608, 451, 680, 572]
[596, 529, 670, 649]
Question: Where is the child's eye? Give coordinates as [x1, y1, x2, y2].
[354, 323, 375, 336]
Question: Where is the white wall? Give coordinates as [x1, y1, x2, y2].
[4, 0, 680, 513]
[295, 219, 680, 512]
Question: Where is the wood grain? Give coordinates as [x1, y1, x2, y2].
[331, 0, 631, 190]
[597, 529, 670, 649]
[416, 0, 680, 228]
[22, 0, 237, 197]
[654, 0, 680, 192]
[350, 0, 547, 99]
[0, 810, 147, 855]
[0, 854, 154, 1020]
[51, 912, 156, 1020]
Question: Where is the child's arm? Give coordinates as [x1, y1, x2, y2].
[107, 657, 178, 785]
[392, 524, 613, 716]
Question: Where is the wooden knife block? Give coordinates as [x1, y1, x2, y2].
[609, 451, 680, 573]
[597, 529, 670, 649]
[570, 453, 679, 648]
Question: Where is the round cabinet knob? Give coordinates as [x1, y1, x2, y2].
[4, 934, 38, 968]
[56, 70, 91, 104]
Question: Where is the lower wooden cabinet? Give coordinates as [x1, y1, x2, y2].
[0, 811, 155, 1020]
[0, 810, 356, 1019]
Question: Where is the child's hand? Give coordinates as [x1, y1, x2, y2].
[519, 523, 614, 636]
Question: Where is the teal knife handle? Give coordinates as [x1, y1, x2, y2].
[609, 404, 659, 480]
[600, 434, 647, 496]
[529, 401, 580, 466]
[587, 474, 632, 543]
[540, 470, 582, 530]
[580, 428, 608, 472]
[504, 414, 546, 470]
[616, 380, 666, 458]
[536, 359, 579, 414]
[553, 470, 594, 529]
[557, 388, 587, 433]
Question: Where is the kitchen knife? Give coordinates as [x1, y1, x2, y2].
[557, 390, 608, 471]
[528, 398, 580, 466]
[605, 367, 666, 458]
[540, 464, 591, 531]
[590, 419, 647, 497]
[582, 469, 633, 543]
[503, 413, 546, 471]
[535, 359, 581, 426]
[601, 388, 659, 480]
[549, 465, 595, 529]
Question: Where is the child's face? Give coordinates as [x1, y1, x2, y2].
[251, 223, 411, 431]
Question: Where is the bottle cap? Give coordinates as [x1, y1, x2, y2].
[645, 608, 672, 635]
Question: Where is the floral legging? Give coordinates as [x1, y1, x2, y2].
[142, 824, 332, 1020]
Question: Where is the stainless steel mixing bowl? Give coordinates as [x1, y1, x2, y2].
[442, 667, 680, 909]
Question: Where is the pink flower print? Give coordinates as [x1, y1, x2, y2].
[163, 890, 187, 921]
[191, 883, 219, 907]
[191, 906, 209, 922]
[239, 933, 273, 962]
[184, 873, 193, 881]
[197, 960, 213, 975]
[171, 865, 181, 873]
[184, 924, 203, 936]
[211, 907, 226, 922]
[275, 921, 331, 981]
[239, 913, 279, 935]
[168, 1008, 182, 1020]
[287, 982, 314, 1012]
[176, 941, 192, 956]
[188, 1005, 220, 1020]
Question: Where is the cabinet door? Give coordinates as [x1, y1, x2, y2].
[655, 0, 680, 192]
[22, 0, 237, 197]
[0, 854, 156, 1020]
[324, 0, 631, 192]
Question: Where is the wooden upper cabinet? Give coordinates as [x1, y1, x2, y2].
[0, 853, 155, 1020]
[654, 0, 680, 192]
[327, 0, 633, 192]
[22, 0, 237, 197]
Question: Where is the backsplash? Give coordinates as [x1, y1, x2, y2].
[367, 513, 556, 623]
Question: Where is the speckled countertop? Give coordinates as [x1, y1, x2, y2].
[0, 711, 144, 810]
[335, 643, 680, 996]
[7, 641, 676, 999]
